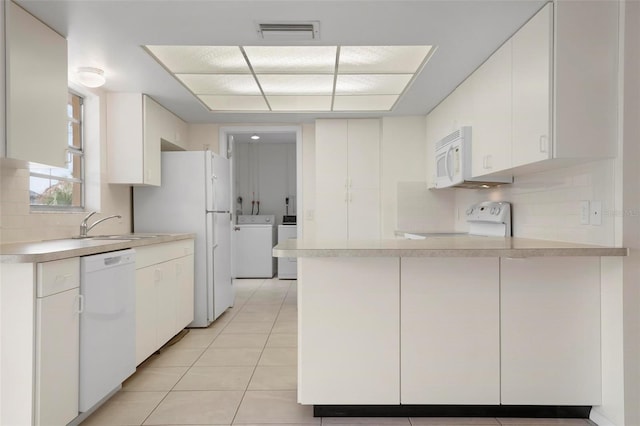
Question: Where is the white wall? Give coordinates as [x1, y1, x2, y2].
[381, 116, 456, 237]
[187, 124, 219, 153]
[233, 142, 296, 225]
[451, 159, 616, 245]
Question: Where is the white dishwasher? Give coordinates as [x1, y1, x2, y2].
[79, 249, 136, 413]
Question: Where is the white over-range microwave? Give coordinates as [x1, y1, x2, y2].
[433, 126, 512, 189]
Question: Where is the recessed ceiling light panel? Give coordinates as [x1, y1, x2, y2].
[198, 95, 269, 111]
[145, 44, 433, 112]
[267, 95, 332, 111]
[335, 74, 413, 95]
[146, 46, 249, 73]
[243, 46, 336, 73]
[339, 46, 433, 74]
[177, 74, 261, 95]
[257, 74, 334, 95]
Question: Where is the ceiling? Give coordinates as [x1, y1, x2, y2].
[15, 0, 547, 124]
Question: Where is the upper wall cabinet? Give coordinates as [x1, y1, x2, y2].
[107, 93, 188, 186]
[315, 119, 381, 240]
[427, 1, 618, 180]
[5, 1, 68, 167]
[513, 1, 618, 170]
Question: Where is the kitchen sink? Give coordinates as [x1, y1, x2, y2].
[73, 234, 168, 240]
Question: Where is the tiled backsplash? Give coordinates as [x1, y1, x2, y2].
[0, 158, 131, 244]
[453, 159, 616, 246]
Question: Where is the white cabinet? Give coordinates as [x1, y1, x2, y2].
[500, 257, 601, 405]
[511, 3, 553, 168]
[427, 2, 618, 180]
[107, 94, 189, 186]
[510, 1, 618, 170]
[1, 258, 80, 425]
[134, 240, 195, 365]
[5, 0, 68, 167]
[298, 257, 400, 404]
[470, 41, 512, 176]
[401, 258, 500, 404]
[35, 258, 80, 426]
[315, 119, 381, 240]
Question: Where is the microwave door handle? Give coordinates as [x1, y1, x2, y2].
[445, 145, 455, 182]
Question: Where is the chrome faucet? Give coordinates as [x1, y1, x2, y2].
[79, 211, 122, 237]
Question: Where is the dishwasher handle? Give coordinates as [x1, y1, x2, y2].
[104, 255, 126, 266]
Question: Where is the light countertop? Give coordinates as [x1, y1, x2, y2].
[0, 233, 196, 263]
[273, 236, 627, 258]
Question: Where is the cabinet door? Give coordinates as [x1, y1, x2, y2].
[471, 41, 512, 177]
[501, 257, 601, 405]
[315, 120, 349, 240]
[176, 254, 195, 330]
[6, 1, 68, 167]
[35, 288, 79, 426]
[347, 189, 380, 240]
[142, 96, 163, 186]
[107, 93, 144, 184]
[156, 262, 178, 347]
[347, 119, 380, 190]
[511, 3, 553, 168]
[298, 258, 400, 404]
[314, 190, 349, 241]
[135, 267, 158, 365]
[401, 258, 500, 404]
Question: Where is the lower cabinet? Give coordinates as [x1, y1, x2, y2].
[297, 256, 602, 407]
[401, 258, 500, 404]
[35, 258, 80, 426]
[135, 240, 195, 365]
[297, 257, 400, 404]
[500, 257, 601, 405]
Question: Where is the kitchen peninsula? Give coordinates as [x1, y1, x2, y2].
[273, 237, 627, 417]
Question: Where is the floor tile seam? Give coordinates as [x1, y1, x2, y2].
[187, 295, 254, 366]
[136, 387, 173, 426]
[230, 281, 289, 425]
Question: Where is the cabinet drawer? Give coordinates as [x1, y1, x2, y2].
[135, 240, 195, 269]
[37, 258, 80, 297]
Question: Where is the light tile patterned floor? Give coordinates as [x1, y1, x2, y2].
[81, 278, 596, 426]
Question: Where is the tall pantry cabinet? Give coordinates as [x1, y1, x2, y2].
[315, 119, 381, 240]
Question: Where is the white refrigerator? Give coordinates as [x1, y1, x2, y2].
[133, 151, 233, 327]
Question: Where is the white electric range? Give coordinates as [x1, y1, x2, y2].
[404, 201, 511, 239]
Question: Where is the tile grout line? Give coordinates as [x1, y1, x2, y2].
[136, 279, 262, 426]
[229, 278, 292, 425]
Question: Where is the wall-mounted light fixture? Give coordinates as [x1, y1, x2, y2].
[250, 134, 260, 140]
[76, 67, 106, 88]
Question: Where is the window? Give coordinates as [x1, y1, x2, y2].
[30, 92, 84, 209]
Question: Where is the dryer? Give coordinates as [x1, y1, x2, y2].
[233, 215, 276, 278]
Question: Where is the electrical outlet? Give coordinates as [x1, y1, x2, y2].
[305, 210, 315, 221]
[591, 201, 602, 225]
[580, 201, 590, 225]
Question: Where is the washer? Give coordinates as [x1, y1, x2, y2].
[233, 215, 276, 278]
[277, 223, 297, 279]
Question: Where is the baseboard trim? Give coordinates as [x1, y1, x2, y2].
[314, 405, 592, 418]
[589, 408, 617, 426]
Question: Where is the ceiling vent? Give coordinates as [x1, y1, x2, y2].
[256, 21, 320, 40]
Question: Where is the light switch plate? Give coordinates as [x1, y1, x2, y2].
[591, 201, 602, 225]
[580, 201, 590, 225]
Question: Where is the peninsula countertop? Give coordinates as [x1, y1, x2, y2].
[272, 236, 628, 258]
[0, 233, 196, 263]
